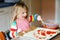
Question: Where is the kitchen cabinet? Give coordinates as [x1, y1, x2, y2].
[22, 0, 41, 15]
[41, 0, 55, 22]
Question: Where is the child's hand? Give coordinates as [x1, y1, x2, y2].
[25, 26, 36, 33]
[17, 29, 21, 33]
[18, 32, 24, 36]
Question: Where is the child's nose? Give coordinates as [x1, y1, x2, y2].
[25, 13, 27, 16]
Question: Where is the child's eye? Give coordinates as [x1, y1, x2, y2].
[22, 12, 24, 14]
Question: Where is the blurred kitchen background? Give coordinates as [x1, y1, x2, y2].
[0, 0, 60, 32]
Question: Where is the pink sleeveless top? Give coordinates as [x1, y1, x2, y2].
[16, 18, 30, 31]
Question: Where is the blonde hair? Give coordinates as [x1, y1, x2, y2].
[11, 2, 28, 23]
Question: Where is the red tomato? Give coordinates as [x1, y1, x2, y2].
[37, 30, 40, 34]
[50, 31, 56, 34]
[46, 31, 51, 35]
[46, 31, 56, 35]
[41, 30, 46, 36]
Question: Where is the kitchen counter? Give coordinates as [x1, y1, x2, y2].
[12, 26, 60, 40]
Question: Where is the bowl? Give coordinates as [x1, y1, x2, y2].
[42, 23, 59, 29]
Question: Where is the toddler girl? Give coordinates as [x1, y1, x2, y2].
[9, 2, 30, 38]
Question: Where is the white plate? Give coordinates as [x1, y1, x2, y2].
[23, 28, 59, 40]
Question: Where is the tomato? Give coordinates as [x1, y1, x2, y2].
[50, 31, 56, 34]
[46, 31, 56, 35]
[41, 30, 46, 36]
[37, 30, 40, 34]
[46, 31, 51, 35]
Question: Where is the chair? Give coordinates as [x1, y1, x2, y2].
[0, 32, 6, 40]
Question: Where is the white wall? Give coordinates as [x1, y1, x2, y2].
[0, 6, 13, 32]
[55, 0, 60, 25]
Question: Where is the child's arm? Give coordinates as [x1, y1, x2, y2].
[9, 21, 18, 38]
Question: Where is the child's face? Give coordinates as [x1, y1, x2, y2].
[17, 7, 27, 19]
